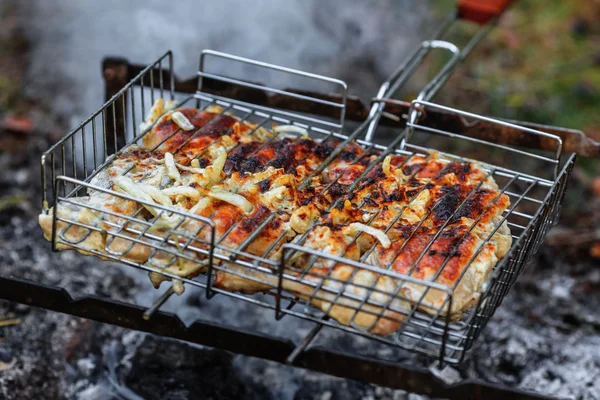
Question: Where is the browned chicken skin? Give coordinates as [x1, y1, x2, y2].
[39, 103, 512, 336]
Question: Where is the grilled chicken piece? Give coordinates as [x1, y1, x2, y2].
[274, 154, 511, 334]
[39, 99, 512, 335]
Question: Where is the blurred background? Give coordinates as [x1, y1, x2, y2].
[0, 0, 599, 399]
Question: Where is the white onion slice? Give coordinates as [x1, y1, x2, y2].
[148, 214, 183, 232]
[348, 223, 391, 249]
[113, 176, 158, 216]
[164, 152, 182, 183]
[171, 111, 194, 131]
[209, 149, 227, 184]
[162, 186, 201, 201]
[382, 155, 392, 176]
[175, 164, 205, 174]
[208, 188, 254, 213]
[273, 125, 309, 137]
[139, 183, 173, 207]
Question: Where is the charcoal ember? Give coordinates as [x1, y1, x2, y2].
[0, 305, 72, 399]
[461, 261, 600, 399]
[232, 355, 410, 400]
[518, 332, 600, 399]
[124, 336, 267, 400]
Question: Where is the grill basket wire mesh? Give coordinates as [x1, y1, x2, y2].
[40, 49, 575, 365]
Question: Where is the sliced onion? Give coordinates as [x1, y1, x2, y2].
[139, 183, 173, 207]
[162, 186, 201, 202]
[171, 111, 194, 131]
[147, 98, 164, 122]
[209, 149, 227, 184]
[208, 188, 254, 213]
[164, 152, 182, 183]
[177, 165, 206, 174]
[347, 222, 391, 249]
[189, 197, 212, 215]
[382, 155, 392, 176]
[148, 214, 183, 232]
[273, 124, 309, 137]
[113, 176, 158, 216]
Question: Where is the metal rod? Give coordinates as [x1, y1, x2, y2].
[285, 322, 325, 365]
[0, 275, 552, 400]
[142, 285, 175, 320]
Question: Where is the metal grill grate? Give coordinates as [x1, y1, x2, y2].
[40, 46, 575, 365]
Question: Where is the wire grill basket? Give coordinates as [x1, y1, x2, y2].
[40, 48, 575, 364]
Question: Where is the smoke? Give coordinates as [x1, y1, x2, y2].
[20, 0, 432, 343]
[21, 0, 430, 129]
[18, 2, 433, 397]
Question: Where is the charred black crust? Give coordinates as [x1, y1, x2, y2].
[122, 147, 162, 160]
[402, 163, 422, 176]
[258, 178, 272, 192]
[225, 142, 260, 174]
[225, 139, 319, 175]
[367, 166, 385, 181]
[383, 190, 402, 203]
[197, 158, 209, 168]
[240, 158, 261, 174]
[450, 188, 495, 223]
[339, 150, 358, 162]
[239, 204, 271, 232]
[268, 140, 295, 172]
[199, 115, 237, 138]
[314, 140, 338, 159]
[328, 183, 348, 198]
[433, 185, 463, 223]
[363, 197, 377, 207]
[269, 216, 283, 230]
[405, 188, 422, 198]
[435, 162, 472, 182]
[300, 197, 314, 206]
[428, 248, 455, 258]
[392, 223, 422, 239]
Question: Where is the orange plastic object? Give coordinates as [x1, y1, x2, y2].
[458, 0, 514, 24]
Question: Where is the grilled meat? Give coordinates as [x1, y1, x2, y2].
[39, 100, 512, 335]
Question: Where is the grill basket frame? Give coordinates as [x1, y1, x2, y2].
[39, 48, 575, 366]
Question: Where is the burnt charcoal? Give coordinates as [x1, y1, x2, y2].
[124, 336, 267, 400]
[292, 380, 368, 400]
[0, 347, 13, 363]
